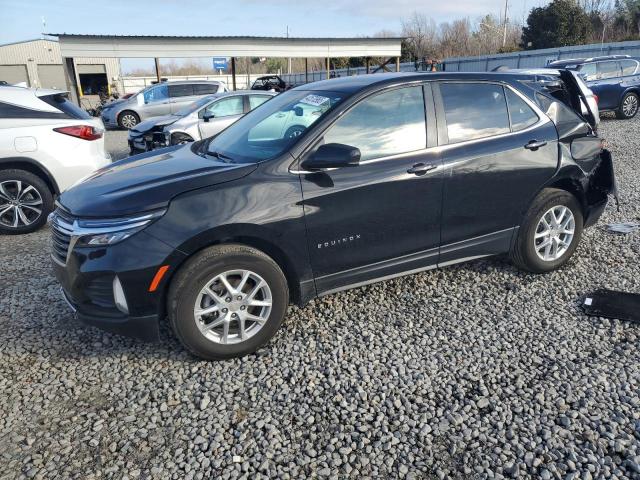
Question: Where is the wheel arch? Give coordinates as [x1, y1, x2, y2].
[0, 157, 60, 195]
[158, 225, 311, 322]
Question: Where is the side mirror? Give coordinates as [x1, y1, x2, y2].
[301, 143, 361, 170]
[203, 113, 214, 122]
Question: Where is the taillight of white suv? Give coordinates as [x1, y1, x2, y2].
[53, 125, 104, 141]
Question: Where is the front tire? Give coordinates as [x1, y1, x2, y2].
[0, 169, 53, 235]
[511, 189, 583, 273]
[118, 110, 140, 129]
[168, 244, 289, 360]
[616, 92, 639, 119]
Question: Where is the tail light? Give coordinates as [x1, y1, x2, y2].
[53, 125, 103, 141]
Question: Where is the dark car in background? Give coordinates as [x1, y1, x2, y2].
[251, 75, 288, 92]
[51, 72, 616, 360]
[547, 55, 640, 119]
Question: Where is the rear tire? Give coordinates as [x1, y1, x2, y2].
[511, 189, 583, 273]
[168, 244, 289, 360]
[118, 110, 140, 129]
[615, 92, 639, 119]
[0, 169, 53, 235]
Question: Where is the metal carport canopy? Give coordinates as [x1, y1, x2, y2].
[51, 34, 402, 59]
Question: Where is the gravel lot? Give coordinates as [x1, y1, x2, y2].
[1, 118, 639, 480]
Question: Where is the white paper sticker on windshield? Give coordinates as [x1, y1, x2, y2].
[300, 94, 330, 107]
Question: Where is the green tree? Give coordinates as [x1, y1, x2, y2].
[521, 0, 593, 49]
[264, 58, 287, 74]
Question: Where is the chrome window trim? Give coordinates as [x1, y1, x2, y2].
[290, 79, 551, 175]
[436, 80, 549, 148]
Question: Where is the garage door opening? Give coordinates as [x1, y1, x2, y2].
[79, 72, 108, 95]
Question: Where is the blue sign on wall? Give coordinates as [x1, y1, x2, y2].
[213, 58, 228, 70]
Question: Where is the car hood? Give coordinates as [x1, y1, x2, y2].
[130, 115, 178, 134]
[59, 144, 257, 217]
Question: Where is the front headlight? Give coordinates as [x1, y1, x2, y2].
[74, 210, 166, 246]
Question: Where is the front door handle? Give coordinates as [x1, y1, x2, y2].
[407, 163, 437, 175]
[524, 140, 547, 151]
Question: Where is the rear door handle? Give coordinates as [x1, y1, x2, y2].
[407, 163, 437, 175]
[524, 140, 547, 151]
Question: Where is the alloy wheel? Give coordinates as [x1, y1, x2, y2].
[193, 269, 273, 345]
[120, 114, 138, 128]
[0, 180, 44, 229]
[622, 94, 638, 118]
[533, 205, 575, 262]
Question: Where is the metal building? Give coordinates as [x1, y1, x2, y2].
[0, 38, 121, 96]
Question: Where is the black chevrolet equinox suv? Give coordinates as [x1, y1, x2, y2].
[51, 72, 616, 360]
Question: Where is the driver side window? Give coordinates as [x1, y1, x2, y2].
[204, 96, 244, 118]
[143, 84, 168, 104]
[322, 86, 426, 161]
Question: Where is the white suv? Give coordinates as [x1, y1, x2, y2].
[0, 86, 110, 234]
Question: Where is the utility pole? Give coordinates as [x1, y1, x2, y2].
[502, 0, 509, 48]
[286, 25, 292, 74]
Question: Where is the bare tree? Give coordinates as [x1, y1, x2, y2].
[401, 12, 438, 60]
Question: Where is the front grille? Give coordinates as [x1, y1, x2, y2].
[50, 208, 74, 264]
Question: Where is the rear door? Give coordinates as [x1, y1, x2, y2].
[168, 84, 196, 113]
[434, 81, 559, 264]
[592, 61, 623, 110]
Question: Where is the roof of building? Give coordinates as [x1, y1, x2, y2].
[49, 34, 403, 59]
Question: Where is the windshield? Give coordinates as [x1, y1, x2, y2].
[175, 95, 218, 117]
[206, 90, 344, 163]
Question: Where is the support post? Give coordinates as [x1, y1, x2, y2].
[305, 58, 308, 84]
[396, 57, 400, 72]
[62, 57, 80, 105]
[326, 57, 330, 79]
[365, 57, 370, 74]
[154, 57, 161, 83]
[231, 57, 237, 91]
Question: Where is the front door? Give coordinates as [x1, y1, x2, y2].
[140, 84, 170, 119]
[299, 85, 443, 294]
[198, 96, 245, 139]
[434, 81, 559, 264]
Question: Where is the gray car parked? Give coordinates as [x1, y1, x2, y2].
[101, 80, 228, 129]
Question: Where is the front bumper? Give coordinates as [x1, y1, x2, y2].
[52, 229, 187, 342]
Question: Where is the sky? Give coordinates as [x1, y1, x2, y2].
[1, 0, 549, 44]
[0, 0, 548, 73]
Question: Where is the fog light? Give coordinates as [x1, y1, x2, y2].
[113, 275, 129, 314]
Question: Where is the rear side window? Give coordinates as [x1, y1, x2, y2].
[505, 89, 539, 131]
[194, 84, 219, 95]
[440, 83, 510, 144]
[579, 63, 597, 81]
[168, 84, 194, 98]
[40, 94, 91, 119]
[597, 61, 621, 80]
[621, 60, 638, 76]
[248, 95, 271, 109]
[323, 86, 426, 161]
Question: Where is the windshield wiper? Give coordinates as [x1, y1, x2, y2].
[207, 150, 235, 163]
